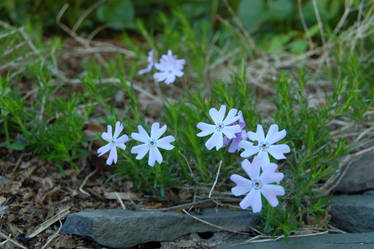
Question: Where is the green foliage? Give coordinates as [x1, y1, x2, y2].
[1, 0, 373, 240]
[97, 0, 135, 30]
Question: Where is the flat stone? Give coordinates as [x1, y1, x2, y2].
[218, 232, 374, 249]
[331, 194, 374, 232]
[334, 153, 374, 193]
[61, 208, 259, 248]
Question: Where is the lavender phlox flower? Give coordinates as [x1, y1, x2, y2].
[138, 49, 155, 75]
[131, 122, 175, 167]
[196, 105, 241, 151]
[153, 50, 185, 84]
[98, 121, 129, 165]
[239, 124, 290, 164]
[231, 157, 285, 213]
[222, 111, 248, 153]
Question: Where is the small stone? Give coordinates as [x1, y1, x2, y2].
[334, 153, 374, 193]
[61, 208, 259, 248]
[0, 176, 8, 187]
[331, 194, 374, 232]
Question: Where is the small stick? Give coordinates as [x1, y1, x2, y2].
[182, 209, 247, 235]
[114, 192, 126, 210]
[0, 231, 28, 249]
[26, 207, 70, 239]
[72, 0, 107, 33]
[41, 219, 62, 249]
[154, 199, 212, 212]
[79, 169, 97, 196]
[209, 160, 222, 198]
[178, 150, 194, 177]
[245, 231, 328, 244]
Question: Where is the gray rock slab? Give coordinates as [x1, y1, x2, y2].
[331, 194, 374, 232]
[334, 153, 374, 193]
[218, 232, 374, 249]
[61, 208, 259, 248]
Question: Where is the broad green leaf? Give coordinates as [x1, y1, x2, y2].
[290, 39, 308, 54]
[97, 0, 135, 30]
[267, 0, 293, 21]
[237, 0, 265, 33]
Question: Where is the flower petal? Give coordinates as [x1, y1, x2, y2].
[260, 161, 277, 172]
[238, 111, 246, 129]
[222, 125, 241, 139]
[107, 147, 118, 165]
[223, 108, 239, 125]
[239, 140, 258, 158]
[230, 174, 252, 196]
[131, 144, 149, 160]
[239, 189, 262, 212]
[117, 134, 129, 144]
[261, 184, 285, 207]
[251, 190, 262, 213]
[247, 125, 265, 142]
[268, 144, 290, 160]
[174, 70, 183, 77]
[151, 122, 167, 140]
[255, 124, 265, 141]
[113, 121, 124, 139]
[205, 132, 223, 150]
[157, 135, 175, 150]
[131, 125, 150, 143]
[154, 71, 167, 82]
[257, 151, 270, 164]
[266, 126, 287, 145]
[196, 122, 215, 137]
[239, 189, 256, 210]
[227, 136, 241, 153]
[97, 143, 111, 156]
[138, 65, 153, 75]
[102, 125, 112, 142]
[164, 74, 176, 84]
[242, 158, 260, 180]
[148, 147, 162, 167]
[264, 124, 278, 142]
[261, 167, 284, 184]
[216, 105, 226, 123]
[208, 107, 219, 124]
[115, 142, 126, 151]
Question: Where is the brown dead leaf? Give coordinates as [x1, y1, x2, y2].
[104, 191, 142, 201]
[52, 235, 77, 248]
[143, 203, 163, 209]
[0, 196, 6, 206]
[84, 122, 105, 147]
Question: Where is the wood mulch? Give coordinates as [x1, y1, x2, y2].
[0, 148, 203, 249]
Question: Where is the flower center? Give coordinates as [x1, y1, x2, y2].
[252, 179, 262, 190]
[216, 123, 224, 132]
[259, 142, 268, 151]
[149, 139, 156, 147]
[168, 69, 173, 74]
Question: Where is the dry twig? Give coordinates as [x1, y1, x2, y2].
[0, 230, 28, 249]
[209, 160, 222, 198]
[26, 207, 70, 239]
[79, 169, 97, 196]
[182, 209, 247, 235]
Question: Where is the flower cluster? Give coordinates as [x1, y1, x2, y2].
[138, 49, 185, 84]
[197, 105, 290, 213]
[97, 121, 175, 167]
[100, 50, 291, 214]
